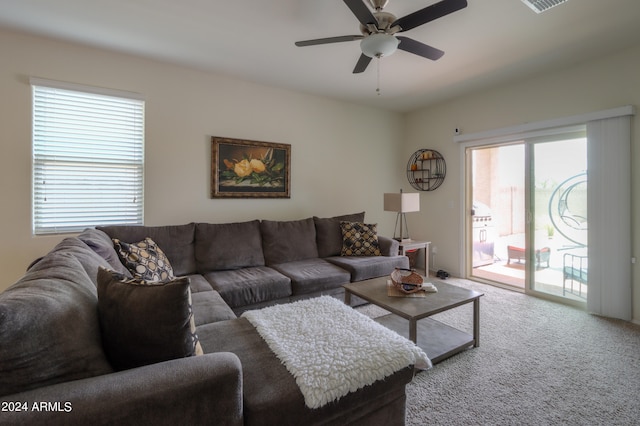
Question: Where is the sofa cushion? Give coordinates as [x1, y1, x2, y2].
[49, 237, 121, 287]
[97, 268, 203, 370]
[326, 255, 410, 282]
[195, 220, 264, 272]
[261, 218, 318, 265]
[203, 267, 291, 309]
[196, 317, 414, 426]
[97, 223, 197, 276]
[340, 222, 382, 256]
[271, 258, 351, 295]
[113, 237, 175, 282]
[378, 235, 401, 257]
[187, 275, 237, 326]
[314, 212, 365, 258]
[191, 290, 238, 326]
[188, 273, 217, 293]
[0, 252, 114, 398]
[77, 228, 132, 276]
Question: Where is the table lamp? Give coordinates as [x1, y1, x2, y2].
[384, 190, 420, 242]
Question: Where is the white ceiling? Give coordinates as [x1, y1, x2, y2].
[1, 0, 639, 112]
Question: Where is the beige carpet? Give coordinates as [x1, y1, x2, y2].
[357, 278, 640, 425]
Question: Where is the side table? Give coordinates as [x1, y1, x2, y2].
[398, 240, 431, 275]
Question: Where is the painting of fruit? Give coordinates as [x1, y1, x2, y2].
[211, 137, 290, 198]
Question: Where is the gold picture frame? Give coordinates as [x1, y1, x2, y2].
[211, 136, 291, 198]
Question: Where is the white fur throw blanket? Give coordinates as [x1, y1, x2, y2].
[241, 296, 431, 409]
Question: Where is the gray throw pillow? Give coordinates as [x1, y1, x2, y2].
[97, 267, 203, 371]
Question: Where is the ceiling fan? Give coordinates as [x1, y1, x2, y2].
[295, 0, 468, 74]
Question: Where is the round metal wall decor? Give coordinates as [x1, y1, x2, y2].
[406, 149, 446, 191]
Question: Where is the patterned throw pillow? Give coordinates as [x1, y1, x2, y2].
[340, 221, 382, 257]
[97, 267, 203, 370]
[113, 237, 175, 282]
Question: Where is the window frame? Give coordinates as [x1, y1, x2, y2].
[31, 78, 145, 235]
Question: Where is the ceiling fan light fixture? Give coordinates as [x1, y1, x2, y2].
[360, 33, 399, 58]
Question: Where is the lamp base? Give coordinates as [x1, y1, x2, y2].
[392, 213, 412, 242]
[393, 237, 413, 242]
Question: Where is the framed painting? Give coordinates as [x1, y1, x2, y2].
[211, 137, 291, 198]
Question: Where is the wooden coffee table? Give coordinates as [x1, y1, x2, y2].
[343, 276, 483, 364]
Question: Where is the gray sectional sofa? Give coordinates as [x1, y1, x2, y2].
[0, 213, 413, 425]
[98, 213, 408, 315]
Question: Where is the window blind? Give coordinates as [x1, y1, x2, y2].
[586, 115, 633, 320]
[32, 81, 144, 235]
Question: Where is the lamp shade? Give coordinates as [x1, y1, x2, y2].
[384, 192, 420, 213]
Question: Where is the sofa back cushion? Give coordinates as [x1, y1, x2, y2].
[261, 218, 318, 265]
[36, 236, 124, 287]
[195, 221, 265, 272]
[0, 252, 114, 397]
[77, 227, 132, 276]
[98, 223, 196, 276]
[314, 212, 365, 258]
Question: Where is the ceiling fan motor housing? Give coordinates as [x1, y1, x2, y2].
[360, 11, 398, 35]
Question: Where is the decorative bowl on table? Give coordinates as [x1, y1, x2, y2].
[390, 268, 424, 294]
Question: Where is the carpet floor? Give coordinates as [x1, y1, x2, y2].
[357, 278, 640, 425]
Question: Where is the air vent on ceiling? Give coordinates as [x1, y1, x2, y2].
[521, 0, 569, 14]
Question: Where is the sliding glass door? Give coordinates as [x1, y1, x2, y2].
[530, 136, 587, 301]
[467, 132, 587, 304]
[468, 143, 526, 288]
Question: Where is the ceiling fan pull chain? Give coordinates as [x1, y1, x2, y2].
[376, 57, 381, 96]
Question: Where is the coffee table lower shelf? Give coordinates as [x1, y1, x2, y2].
[375, 314, 475, 365]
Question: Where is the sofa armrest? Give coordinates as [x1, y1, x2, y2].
[0, 352, 243, 426]
[378, 236, 400, 257]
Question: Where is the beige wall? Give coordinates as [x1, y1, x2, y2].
[3, 27, 639, 321]
[0, 29, 405, 291]
[404, 43, 640, 322]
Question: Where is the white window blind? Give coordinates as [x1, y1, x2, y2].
[586, 114, 633, 321]
[32, 79, 144, 235]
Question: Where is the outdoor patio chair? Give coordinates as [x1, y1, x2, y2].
[563, 252, 588, 298]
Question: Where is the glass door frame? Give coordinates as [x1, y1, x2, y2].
[462, 132, 587, 309]
[465, 141, 526, 290]
[525, 134, 587, 308]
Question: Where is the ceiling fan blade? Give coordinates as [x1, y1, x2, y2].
[397, 36, 444, 60]
[353, 53, 372, 73]
[295, 35, 363, 47]
[343, 0, 378, 27]
[392, 0, 467, 32]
